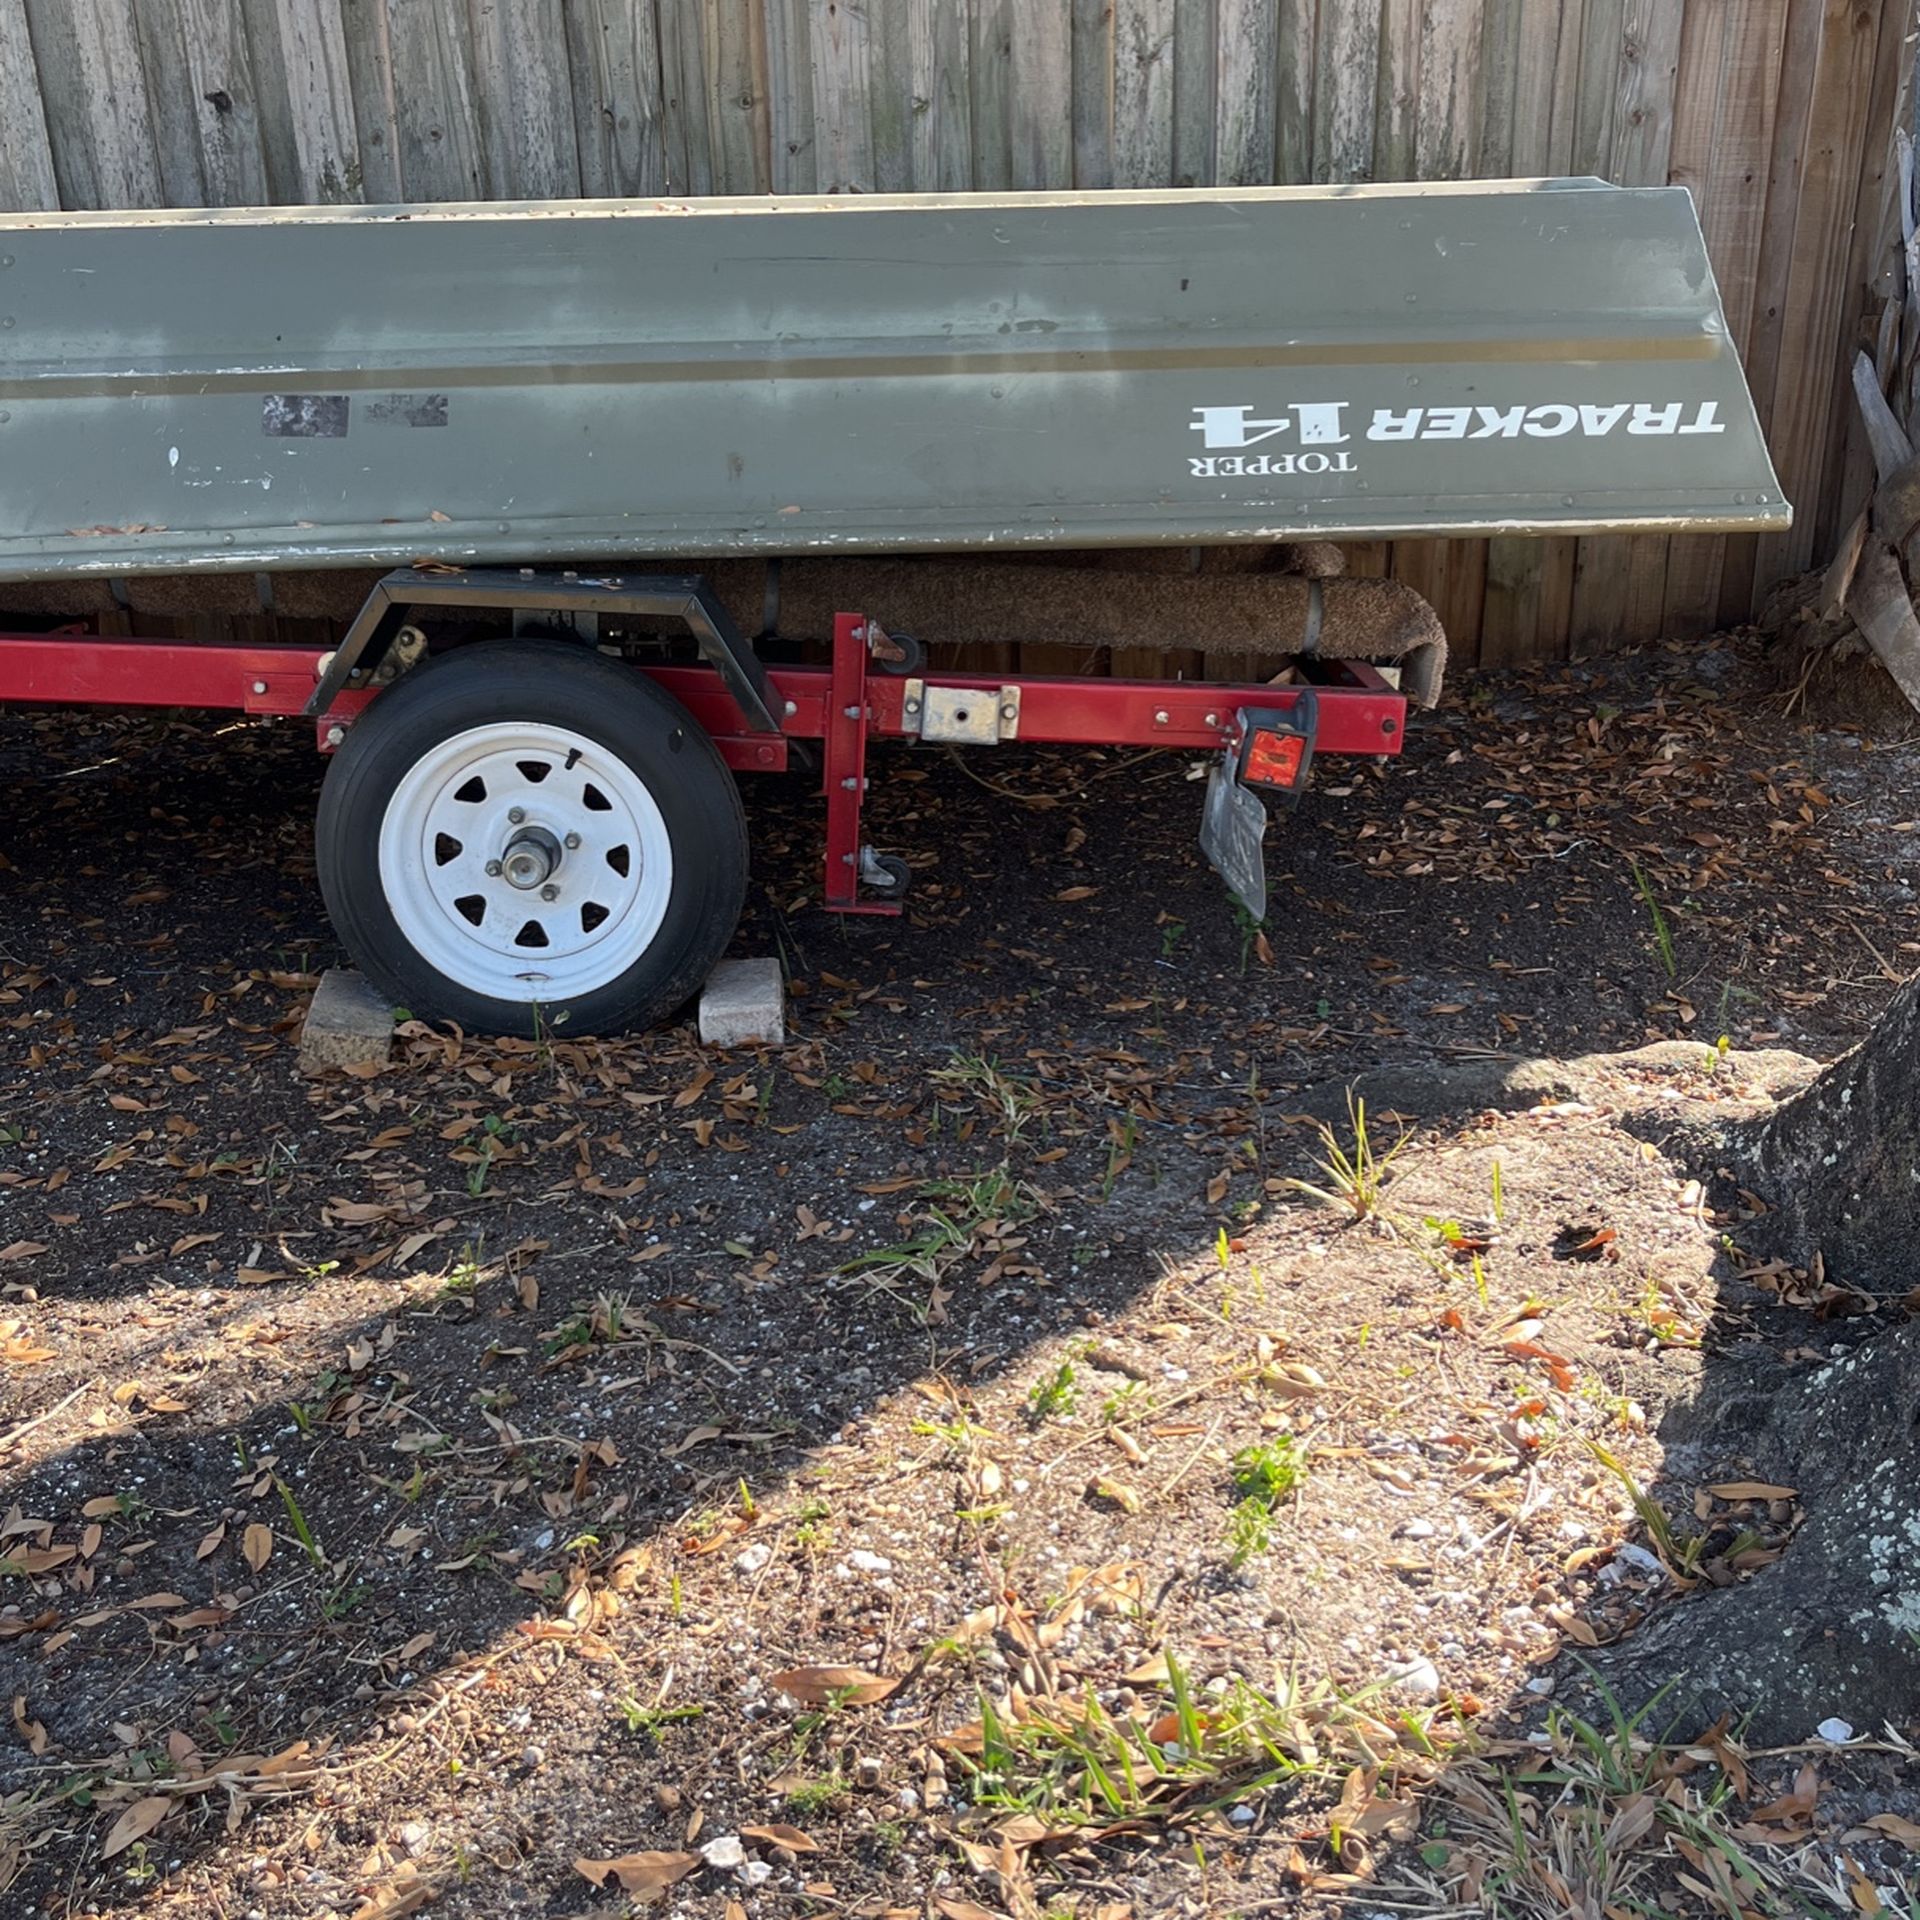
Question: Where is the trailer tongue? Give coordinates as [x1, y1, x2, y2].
[0, 181, 1785, 1036]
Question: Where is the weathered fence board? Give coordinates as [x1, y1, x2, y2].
[3, 0, 1906, 670]
[0, 0, 57, 212]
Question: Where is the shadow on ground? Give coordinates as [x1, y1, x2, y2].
[4, 636, 1919, 1916]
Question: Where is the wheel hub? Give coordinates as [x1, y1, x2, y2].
[500, 824, 563, 891]
[375, 721, 675, 1002]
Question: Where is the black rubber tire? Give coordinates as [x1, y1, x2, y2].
[868, 853, 912, 896]
[315, 640, 748, 1038]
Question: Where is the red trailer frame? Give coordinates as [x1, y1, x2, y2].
[0, 609, 1405, 916]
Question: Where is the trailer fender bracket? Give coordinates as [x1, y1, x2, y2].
[902, 678, 1021, 744]
[304, 569, 781, 733]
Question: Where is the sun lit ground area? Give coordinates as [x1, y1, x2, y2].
[4, 635, 1920, 1917]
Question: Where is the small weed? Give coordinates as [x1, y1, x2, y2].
[614, 1696, 704, 1736]
[911, 1413, 985, 1456]
[1226, 1496, 1274, 1568]
[1436, 1671, 1807, 1918]
[841, 1168, 1038, 1322]
[1588, 1441, 1699, 1581]
[1232, 1436, 1304, 1507]
[529, 999, 570, 1074]
[275, 1479, 325, 1567]
[1099, 1114, 1138, 1201]
[1026, 1360, 1078, 1422]
[783, 1773, 846, 1817]
[322, 1577, 371, 1620]
[930, 1054, 1040, 1148]
[1158, 918, 1187, 959]
[446, 1525, 501, 1571]
[1284, 1092, 1406, 1220]
[1629, 859, 1678, 979]
[793, 1497, 833, 1554]
[444, 1238, 487, 1295]
[1230, 902, 1266, 973]
[954, 1650, 1438, 1826]
[541, 1291, 632, 1358]
[1223, 1437, 1303, 1568]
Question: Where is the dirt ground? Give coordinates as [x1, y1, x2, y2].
[3, 631, 1920, 1919]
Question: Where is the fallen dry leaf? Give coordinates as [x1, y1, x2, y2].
[350, 1868, 441, 1920]
[767, 1665, 900, 1706]
[573, 1850, 699, 1894]
[742, 1822, 820, 1852]
[242, 1522, 273, 1572]
[101, 1794, 172, 1858]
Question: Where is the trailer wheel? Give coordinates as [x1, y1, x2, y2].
[316, 640, 747, 1038]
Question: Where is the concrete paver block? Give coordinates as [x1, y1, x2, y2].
[299, 970, 395, 1074]
[699, 957, 786, 1048]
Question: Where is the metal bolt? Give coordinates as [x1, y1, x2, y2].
[324, 725, 345, 748]
[564, 832, 581, 849]
[251, 680, 268, 695]
[485, 860, 503, 877]
[1154, 709, 1170, 725]
[540, 884, 559, 902]
[842, 705, 862, 720]
[783, 700, 798, 717]
[1204, 711, 1219, 727]
[507, 806, 526, 824]
[1000, 704, 1017, 722]
[904, 698, 920, 715]
[840, 777, 859, 790]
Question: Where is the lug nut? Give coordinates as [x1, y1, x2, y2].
[564, 832, 581, 849]
[540, 884, 559, 902]
[507, 806, 526, 824]
[485, 860, 503, 877]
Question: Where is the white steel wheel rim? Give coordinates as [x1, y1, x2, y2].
[377, 721, 674, 1003]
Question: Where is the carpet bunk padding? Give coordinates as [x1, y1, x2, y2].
[709, 559, 1447, 708]
[0, 547, 1444, 707]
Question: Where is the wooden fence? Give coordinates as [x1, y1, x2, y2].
[0, 0, 1907, 669]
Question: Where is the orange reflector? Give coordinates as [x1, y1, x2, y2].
[1243, 727, 1307, 790]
